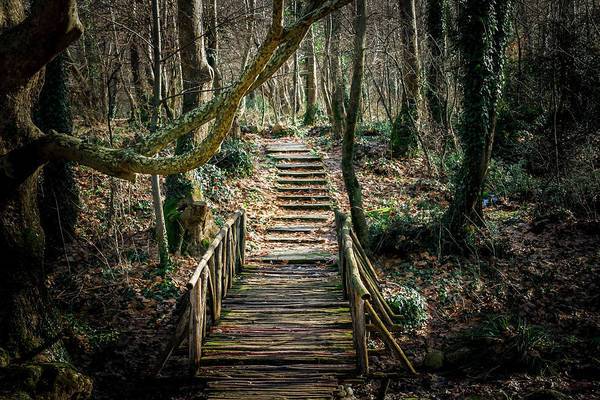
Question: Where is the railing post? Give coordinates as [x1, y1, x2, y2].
[188, 279, 201, 375]
[352, 291, 369, 375]
[240, 211, 246, 267]
[221, 236, 229, 297]
[228, 228, 234, 288]
[208, 257, 219, 322]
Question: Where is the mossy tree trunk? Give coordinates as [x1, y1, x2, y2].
[35, 53, 80, 260]
[390, 0, 421, 158]
[330, 9, 346, 139]
[425, 0, 449, 134]
[342, 0, 369, 248]
[150, 0, 171, 269]
[129, 1, 150, 124]
[0, 1, 91, 397]
[302, 26, 318, 125]
[443, 0, 512, 242]
[206, 0, 222, 94]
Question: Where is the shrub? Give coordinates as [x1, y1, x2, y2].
[194, 164, 233, 203]
[209, 138, 255, 177]
[486, 160, 539, 201]
[447, 314, 556, 374]
[386, 286, 428, 329]
[367, 203, 438, 254]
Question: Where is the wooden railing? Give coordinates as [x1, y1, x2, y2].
[335, 211, 416, 376]
[156, 209, 246, 376]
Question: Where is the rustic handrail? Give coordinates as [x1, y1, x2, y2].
[156, 209, 246, 376]
[335, 210, 416, 375]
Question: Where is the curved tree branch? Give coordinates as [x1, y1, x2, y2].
[0, 0, 351, 189]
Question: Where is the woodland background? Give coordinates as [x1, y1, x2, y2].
[0, 0, 599, 399]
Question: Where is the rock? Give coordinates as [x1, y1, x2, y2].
[241, 124, 258, 134]
[0, 348, 9, 368]
[523, 389, 567, 400]
[0, 362, 92, 399]
[445, 346, 472, 367]
[272, 122, 289, 135]
[423, 349, 444, 370]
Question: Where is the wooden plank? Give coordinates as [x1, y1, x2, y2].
[265, 144, 309, 152]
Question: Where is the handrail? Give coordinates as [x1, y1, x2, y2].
[335, 210, 416, 375]
[156, 209, 246, 376]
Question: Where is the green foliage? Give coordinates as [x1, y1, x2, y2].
[390, 107, 417, 157]
[456, 314, 556, 374]
[143, 275, 180, 300]
[541, 150, 600, 217]
[368, 201, 440, 254]
[194, 164, 233, 203]
[485, 160, 538, 200]
[210, 138, 256, 177]
[64, 314, 120, 350]
[444, 153, 538, 201]
[358, 120, 392, 138]
[163, 196, 183, 253]
[303, 104, 319, 126]
[386, 286, 428, 329]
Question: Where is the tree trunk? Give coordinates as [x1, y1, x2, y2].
[206, 0, 222, 93]
[443, 0, 512, 242]
[302, 26, 318, 125]
[331, 9, 346, 139]
[342, 0, 369, 248]
[129, 1, 150, 124]
[425, 0, 448, 132]
[35, 53, 80, 260]
[390, 0, 422, 158]
[0, 1, 91, 397]
[150, 0, 171, 269]
[165, 0, 215, 256]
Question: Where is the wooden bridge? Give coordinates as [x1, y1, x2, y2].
[157, 140, 414, 399]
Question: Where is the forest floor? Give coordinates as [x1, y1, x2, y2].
[47, 122, 599, 399]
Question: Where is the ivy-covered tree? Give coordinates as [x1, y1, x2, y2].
[443, 0, 512, 241]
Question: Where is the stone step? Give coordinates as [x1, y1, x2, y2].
[269, 154, 321, 161]
[278, 171, 327, 177]
[272, 215, 330, 222]
[265, 236, 326, 244]
[278, 203, 332, 211]
[267, 226, 320, 233]
[276, 186, 328, 192]
[265, 144, 310, 153]
[277, 179, 328, 186]
[276, 163, 324, 170]
[277, 195, 332, 201]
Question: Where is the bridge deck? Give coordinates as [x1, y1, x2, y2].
[198, 140, 354, 399]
